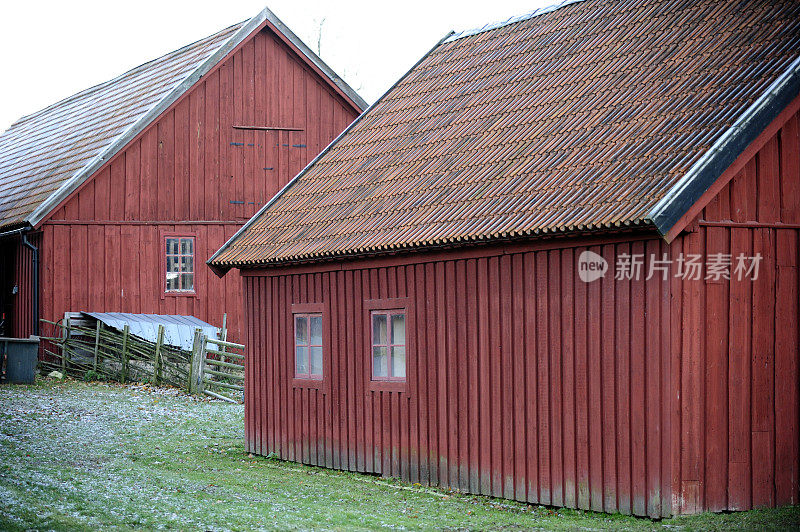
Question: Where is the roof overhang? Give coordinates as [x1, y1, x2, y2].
[0, 223, 32, 240]
[212, 222, 657, 275]
[647, 54, 800, 240]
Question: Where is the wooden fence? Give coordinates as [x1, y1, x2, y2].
[40, 318, 244, 403]
[189, 331, 245, 404]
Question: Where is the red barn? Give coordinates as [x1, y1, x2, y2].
[0, 7, 365, 341]
[210, 0, 800, 517]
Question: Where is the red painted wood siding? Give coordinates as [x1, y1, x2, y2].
[32, 26, 359, 341]
[671, 108, 800, 513]
[39, 223, 242, 338]
[242, 236, 675, 517]
[238, 107, 799, 517]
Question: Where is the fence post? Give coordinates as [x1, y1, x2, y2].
[121, 324, 130, 384]
[61, 317, 69, 373]
[153, 324, 164, 385]
[197, 335, 208, 395]
[219, 313, 228, 370]
[189, 328, 203, 393]
[93, 321, 101, 372]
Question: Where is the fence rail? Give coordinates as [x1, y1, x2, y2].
[40, 317, 244, 404]
[189, 331, 245, 404]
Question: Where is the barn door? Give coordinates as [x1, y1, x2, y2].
[0, 240, 15, 336]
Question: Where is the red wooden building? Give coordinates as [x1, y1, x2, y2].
[210, 0, 800, 517]
[0, 7, 365, 341]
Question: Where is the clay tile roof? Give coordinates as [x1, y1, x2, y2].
[211, 0, 800, 270]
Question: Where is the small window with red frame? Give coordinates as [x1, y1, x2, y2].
[295, 314, 323, 379]
[371, 310, 405, 381]
[165, 237, 194, 293]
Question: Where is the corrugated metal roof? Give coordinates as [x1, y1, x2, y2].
[84, 312, 219, 351]
[210, 0, 800, 269]
[0, 7, 366, 232]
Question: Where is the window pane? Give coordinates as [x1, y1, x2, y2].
[181, 238, 193, 254]
[295, 316, 307, 345]
[166, 256, 179, 273]
[391, 314, 405, 345]
[372, 346, 388, 377]
[372, 314, 387, 345]
[391, 346, 406, 378]
[310, 316, 322, 345]
[166, 272, 178, 291]
[182, 256, 194, 274]
[181, 273, 194, 291]
[310, 346, 323, 376]
[295, 346, 308, 375]
[166, 238, 178, 255]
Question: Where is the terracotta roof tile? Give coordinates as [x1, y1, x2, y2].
[212, 0, 800, 267]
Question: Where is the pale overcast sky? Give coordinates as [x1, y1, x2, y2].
[0, 0, 552, 132]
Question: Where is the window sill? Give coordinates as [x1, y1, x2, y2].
[292, 377, 324, 390]
[163, 291, 199, 299]
[367, 379, 408, 393]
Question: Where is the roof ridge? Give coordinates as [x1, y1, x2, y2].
[9, 21, 244, 129]
[444, 0, 586, 43]
[207, 0, 800, 269]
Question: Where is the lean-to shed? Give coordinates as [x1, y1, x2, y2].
[210, 0, 800, 517]
[0, 7, 365, 341]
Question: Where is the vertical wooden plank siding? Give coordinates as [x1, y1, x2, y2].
[241, 107, 799, 518]
[29, 26, 360, 342]
[242, 240, 675, 517]
[671, 107, 800, 514]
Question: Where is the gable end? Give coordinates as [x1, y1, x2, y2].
[15, 7, 364, 232]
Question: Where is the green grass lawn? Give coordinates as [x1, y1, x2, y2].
[0, 379, 797, 531]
